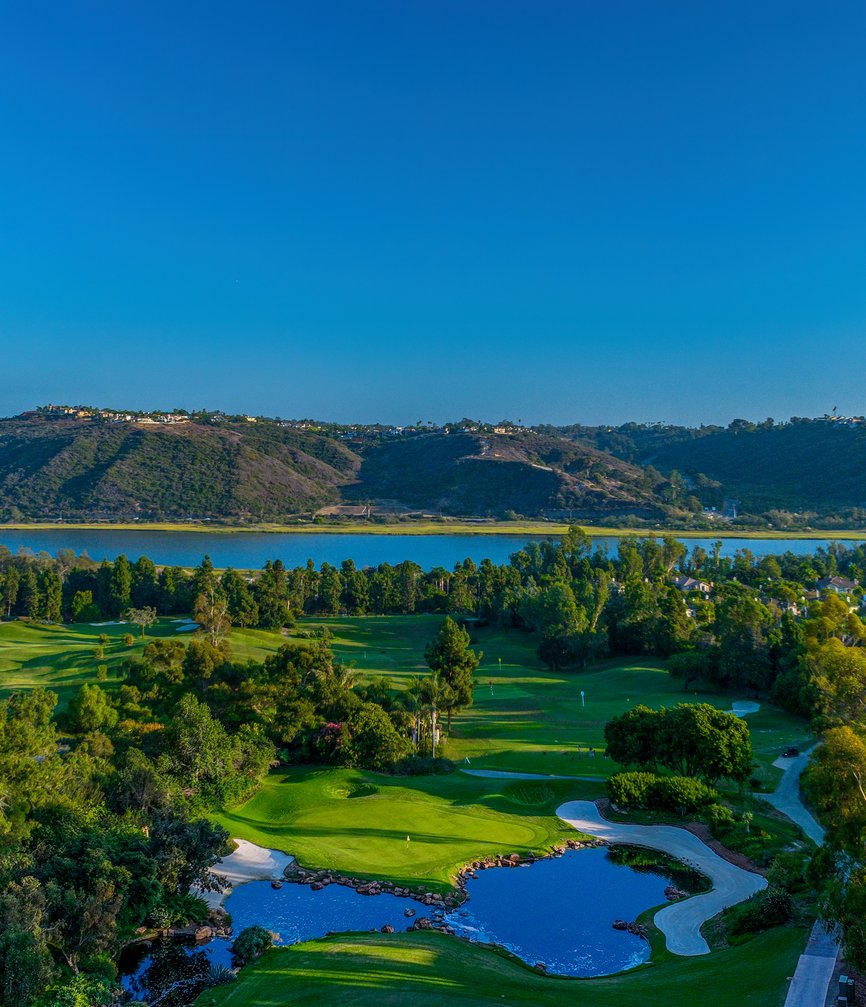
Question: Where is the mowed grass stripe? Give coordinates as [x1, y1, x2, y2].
[196, 927, 806, 1007]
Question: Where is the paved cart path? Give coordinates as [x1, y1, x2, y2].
[556, 800, 767, 955]
[782, 920, 839, 1007]
[760, 745, 825, 846]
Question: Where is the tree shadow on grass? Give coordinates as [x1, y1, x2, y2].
[216, 932, 576, 1007]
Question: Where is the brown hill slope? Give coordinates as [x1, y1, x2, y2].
[0, 415, 668, 521]
[0, 415, 358, 520]
[347, 431, 666, 519]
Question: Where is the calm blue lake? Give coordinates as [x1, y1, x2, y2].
[0, 527, 847, 570]
[121, 846, 674, 1005]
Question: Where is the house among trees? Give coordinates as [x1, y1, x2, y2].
[816, 575, 859, 595]
[779, 600, 804, 617]
[672, 574, 713, 596]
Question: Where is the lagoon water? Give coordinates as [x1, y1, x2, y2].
[442, 846, 664, 976]
[0, 528, 537, 569]
[122, 847, 674, 1005]
[0, 527, 849, 570]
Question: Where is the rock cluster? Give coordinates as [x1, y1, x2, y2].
[406, 915, 456, 936]
[664, 885, 688, 900]
[454, 838, 603, 891]
[286, 837, 607, 915]
[159, 908, 232, 944]
[286, 865, 463, 909]
[611, 919, 649, 939]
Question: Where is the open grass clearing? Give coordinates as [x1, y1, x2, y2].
[0, 619, 286, 707]
[298, 617, 808, 778]
[5, 519, 866, 538]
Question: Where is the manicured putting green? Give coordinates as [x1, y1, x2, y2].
[214, 766, 586, 891]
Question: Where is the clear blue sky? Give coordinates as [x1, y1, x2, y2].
[2, 1, 865, 426]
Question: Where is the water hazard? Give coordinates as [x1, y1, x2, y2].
[121, 845, 692, 1005]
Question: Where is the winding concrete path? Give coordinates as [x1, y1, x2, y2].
[760, 745, 825, 847]
[557, 800, 767, 956]
[197, 839, 295, 909]
[762, 745, 839, 1007]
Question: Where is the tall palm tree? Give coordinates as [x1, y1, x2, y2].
[313, 661, 361, 720]
[336, 664, 361, 691]
[404, 675, 424, 751]
[421, 674, 447, 758]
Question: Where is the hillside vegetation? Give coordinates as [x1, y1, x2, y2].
[344, 430, 663, 520]
[553, 417, 866, 522]
[2, 410, 865, 525]
[0, 414, 665, 522]
[0, 415, 358, 521]
[641, 421, 866, 515]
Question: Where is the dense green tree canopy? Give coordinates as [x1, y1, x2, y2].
[605, 703, 752, 785]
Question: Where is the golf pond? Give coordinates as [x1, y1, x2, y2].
[121, 844, 705, 1006]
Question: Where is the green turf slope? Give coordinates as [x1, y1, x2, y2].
[214, 767, 590, 891]
[195, 928, 805, 1007]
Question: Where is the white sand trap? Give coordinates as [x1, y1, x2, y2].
[557, 800, 766, 956]
[196, 839, 295, 909]
[731, 701, 760, 717]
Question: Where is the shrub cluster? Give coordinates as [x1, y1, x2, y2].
[708, 804, 778, 866]
[725, 886, 793, 937]
[390, 755, 456, 776]
[607, 771, 658, 809]
[707, 802, 736, 832]
[607, 771, 718, 814]
[231, 925, 274, 967]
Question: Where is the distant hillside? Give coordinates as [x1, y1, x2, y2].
[645, 422, 866, 515]
[0, 414, 359, 520]
[553, 418, 866, 518]
[345, 430, 665, 519]
[0, 413, 667, 522]
[3, 410, 865, 525]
